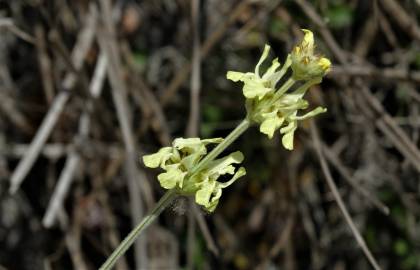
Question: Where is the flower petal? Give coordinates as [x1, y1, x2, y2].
[142, 147, 173, 168]
[280, 121, 298, 150]
[242, 79, 272, 99]
[219, 167, 246, 188]
[269, 55, 292, 86]
[291, 106, 327, 121]
[157, 165, 187, 189]
[259, 111, 285, 139]
[255, 44, 271, 77]
[262, 58, 280, 80]
[226, 71, 247, 82]
[206, 187, 222, 212]
[195, 180, 216, 208]
[206, 151, 244, 176]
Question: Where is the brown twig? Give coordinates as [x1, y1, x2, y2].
[186, 0, 201, 137]
[321, 143, 389, 215]
[34, 25, 55, 104]
[0, 91, 34, 135]
[357, 84, 420, 172]
[193, 204, 220, 256]
[379, 0, 420, 43]
[8, 6, 98, 194]
[0, 18, 35, 44]
[186, 0, 201, 268]
[159, 0, 252, 105]
[66, 197, 89, 270]
[310, 121, 382, 270]
[98, 1, 152, 268]
[329, 65, 420, 84]
[42, 47, 108, 228]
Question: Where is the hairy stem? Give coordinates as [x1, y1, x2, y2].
[190, 118, 251, 175]
[99, 189, 176, 270]
[101, 119, 251, 269]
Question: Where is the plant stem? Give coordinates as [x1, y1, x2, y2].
[99, 189, 177, 270]
[100, 119, 251, 269]
[190, 118, 251, 175]
[272, 77, 295, 102]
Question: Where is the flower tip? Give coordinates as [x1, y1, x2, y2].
[301, 29, 314, 49]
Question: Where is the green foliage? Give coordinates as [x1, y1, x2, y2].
[325, 4, 353, 29]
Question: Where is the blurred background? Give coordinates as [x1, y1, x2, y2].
[1, 0, 420, 269]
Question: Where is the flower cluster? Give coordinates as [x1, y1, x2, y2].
[143, 138, 246, 212]
[227, 29, 331, 150]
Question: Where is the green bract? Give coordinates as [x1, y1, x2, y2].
[227, 29, 330, 150]
[143, 138, 246, 212]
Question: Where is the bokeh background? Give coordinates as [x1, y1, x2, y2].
[1, 0, 420, 269]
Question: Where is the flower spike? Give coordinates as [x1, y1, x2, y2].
[143, 138, 246, 212]
[227, 29, 331, 150]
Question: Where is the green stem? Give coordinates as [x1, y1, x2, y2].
[190, 119, 251, 175]
[101, 119, 251, 269]
[272, 77, 295, 103]
[99, 189, 177, 270]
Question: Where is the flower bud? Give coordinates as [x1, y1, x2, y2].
[291, 29, 331, 81]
